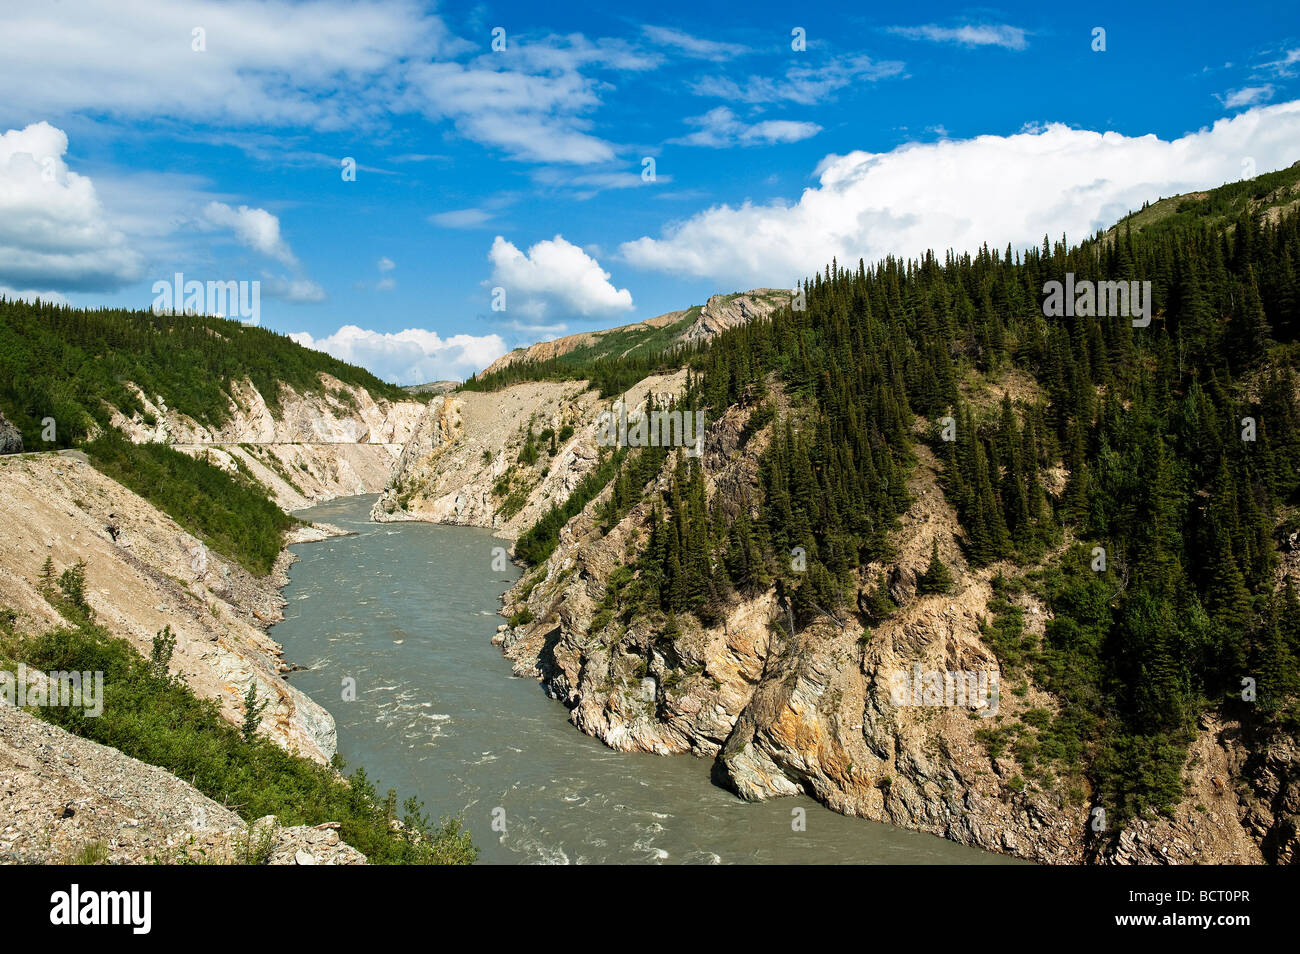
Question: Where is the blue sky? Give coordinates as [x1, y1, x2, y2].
[1, 0, 1298, 383]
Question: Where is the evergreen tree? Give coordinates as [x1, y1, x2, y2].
[918, 538, 954, 595]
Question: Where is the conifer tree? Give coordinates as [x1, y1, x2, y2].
[918, 539, 954, 595]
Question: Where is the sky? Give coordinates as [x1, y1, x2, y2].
[1, 0, 1298, 384]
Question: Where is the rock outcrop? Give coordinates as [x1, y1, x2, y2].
[481, 313, 688, 376]
[0, 371, 420, 865]
[679, 289, 789, 344]
[0, 412, 21, 455]
[480, 289, 788, 377]
[0, 453, 338, 762]
[110, 374, 424, 447]
[372, 373, 688, 536]
[493, 403, 1282, 864]
[109, 373, 428, 510]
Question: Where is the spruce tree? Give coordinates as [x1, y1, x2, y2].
[918, 539, 954, 595]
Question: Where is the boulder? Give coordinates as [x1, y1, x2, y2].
[888, 564, 917, 605]
[0, 412, 22, 455]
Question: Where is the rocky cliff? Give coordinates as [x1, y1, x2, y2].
[0, 702, 363, 864]
[0, 369, 428, 865]
[0, 453, 338, 762]
[679, 289, 790, 344]
[110, 373, 427, 510]
[486, 398, 1292, 864]
[0, 412, 21, 455]
[372, 373, 688, 536]
[480, 289, 789, 377]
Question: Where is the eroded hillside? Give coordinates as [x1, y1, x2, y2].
[0, 453, 338, 761]
[491, 402, 1282, 863]
[373, 373, 688, 536]
[111, 373, 427, 511]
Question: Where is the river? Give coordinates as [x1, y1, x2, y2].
[272, 495, 1014, 864]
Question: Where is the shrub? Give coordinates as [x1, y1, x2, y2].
[22, 620, 476, 864]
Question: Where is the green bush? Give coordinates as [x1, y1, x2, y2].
[85, 429, 294, 575]
[21, 619, 475, 864]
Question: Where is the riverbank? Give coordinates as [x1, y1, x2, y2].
[0, 452, 339, 760]
[274, 494, 1016, 864]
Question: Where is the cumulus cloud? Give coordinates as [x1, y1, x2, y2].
[290, 325, 506, 384]
[888, 24, 1029, 50]
[488, 235, 633, 319]
[692, 55, 904, 105]
[670, 107, 821, 147]
[620, 100, 1300, 287]
[202, 201, 298, 266]
[0, 122, 142, 290]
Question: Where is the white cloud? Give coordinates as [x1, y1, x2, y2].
[0, 0, 461, 129]
[621, 100, 1300, 288]
[888, 24, 1029, 50]
[499, 33, 662, 74]
[202, 201, 298, 266]
[671, 107, 821, 147]
[1259, 48, 1300, 78]
[431, 208, 495, 228]
[488, 235, 633, 319]
[377, 256, 395, 271]
[405, 58, 618, 164]
[1219, 85, 1275, 108]
[641, 25, 749, 61]
[0, 122, 142, 290]
[290, 325, 506, 384]
[0, 4, 659, 167]
[692, 55, 904, 105]
[529, 167, 671, 200]
[0, 285, 69, 305]
[262, 275, 326, 303]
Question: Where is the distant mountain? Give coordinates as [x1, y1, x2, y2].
[480, 289, 789, 377]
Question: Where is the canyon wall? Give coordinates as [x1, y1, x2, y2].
[0, 452, 338, 762]
[111, 373, 427, 510]
[372, 373, 688, 537]
[485, 400, 1292, 864]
